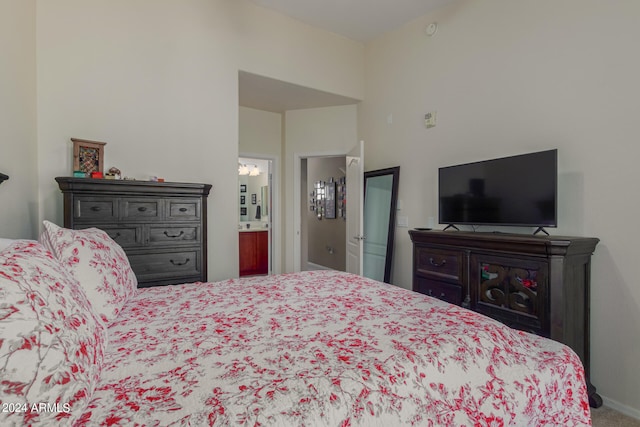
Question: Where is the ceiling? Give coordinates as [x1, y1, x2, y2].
[249, 0, 454, 43]
[239, 71, 360, 114]
[240, 0, 454, 113]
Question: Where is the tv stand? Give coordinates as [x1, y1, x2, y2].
[533, 226, 550, 236]
[443, 224, 459, 231]
[408, 230, 601, 407]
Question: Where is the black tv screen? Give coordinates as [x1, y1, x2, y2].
[438, 149, 557, 227]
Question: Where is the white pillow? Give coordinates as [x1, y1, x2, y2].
[40, 220, 138, 324]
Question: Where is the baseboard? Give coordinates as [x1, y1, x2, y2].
[306, 262, 334, 271]
[601, 396, 640, 421]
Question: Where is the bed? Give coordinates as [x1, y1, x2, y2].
[1, 222, 592, 426]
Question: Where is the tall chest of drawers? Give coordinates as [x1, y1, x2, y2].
[56, 177, 212, 288]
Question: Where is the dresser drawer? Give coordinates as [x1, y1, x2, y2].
[148, 225, 200, 245]
[128, 249, 200, 282]
[414, 277, 462, 305]
[166, 199, 200, 221]
[415, 246, 464, 284]
[122, 198, 162, 220]
[76, 224, 143, 248]
[74, 197, 117, 222]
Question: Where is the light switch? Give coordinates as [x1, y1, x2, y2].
[397, 215, 409, 227]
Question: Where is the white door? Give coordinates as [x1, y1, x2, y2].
[345, 141, 364, 275]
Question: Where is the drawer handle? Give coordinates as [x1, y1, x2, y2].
[90, 206, 101, 212]
[429, 257, 447, 267]
[164, 230, 184, 238]
[179, 207, 188, 212]
[138, 207, 148, 212]
[170, 258, 190, 266]
[427, 289, 447, 299]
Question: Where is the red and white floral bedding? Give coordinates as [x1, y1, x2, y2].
[79, 270, 591, 426]
[1, 231, 591, 426]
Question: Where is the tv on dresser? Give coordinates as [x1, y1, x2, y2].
[439, 149, 557, 231]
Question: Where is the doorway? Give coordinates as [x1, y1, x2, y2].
[293, 141, 363, 275]
[301, 156, 346, 272]
[238, 156, 274, 275]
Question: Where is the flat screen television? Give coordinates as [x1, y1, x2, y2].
[438, 149, 557, 228]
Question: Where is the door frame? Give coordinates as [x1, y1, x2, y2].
[239, 152, 280, 274]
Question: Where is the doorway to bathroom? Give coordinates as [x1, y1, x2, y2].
[238, 156, 274, 276]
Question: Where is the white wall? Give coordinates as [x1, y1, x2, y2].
[284, 105, 359, 272]
[35, 0, 364, 281]
[0, 0, 37, 238]
[239, 107, 282, 156]
[359, 0, 640, 416]
[235, 1, 364, 101]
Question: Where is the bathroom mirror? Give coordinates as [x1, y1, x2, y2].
[238, 173, 268, 223]
[363, 166, 400, 283]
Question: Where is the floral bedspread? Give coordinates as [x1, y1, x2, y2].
[78, 270, 591, 426]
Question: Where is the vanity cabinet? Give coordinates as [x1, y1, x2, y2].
[408, 229, 602, 407]
[56, 177, 211, 287]
[239, 230, 268, 276]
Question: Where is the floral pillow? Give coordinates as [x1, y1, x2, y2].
[40, 221, 137, 324]
[0, 240, 106, 426]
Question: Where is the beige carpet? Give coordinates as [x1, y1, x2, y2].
[591, 406, 640, 427]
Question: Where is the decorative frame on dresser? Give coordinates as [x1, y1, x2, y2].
[408, 229, 602, 408]
[56, 177, 212, 288]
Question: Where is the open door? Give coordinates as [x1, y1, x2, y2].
[345, 140, 364, 275]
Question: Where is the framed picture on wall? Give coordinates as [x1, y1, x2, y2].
[325, 182, 336, 219]
[240, 184, 247, 193]
[240, 195, 246, 205]
[251, 194, 257, 204]
[240, 207, 247, 216]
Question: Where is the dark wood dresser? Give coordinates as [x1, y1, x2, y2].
[408, 229, 601, 407]
[56, 177, 212, 288]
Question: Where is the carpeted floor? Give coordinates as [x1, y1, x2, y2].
[591, 406, 640, 427]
